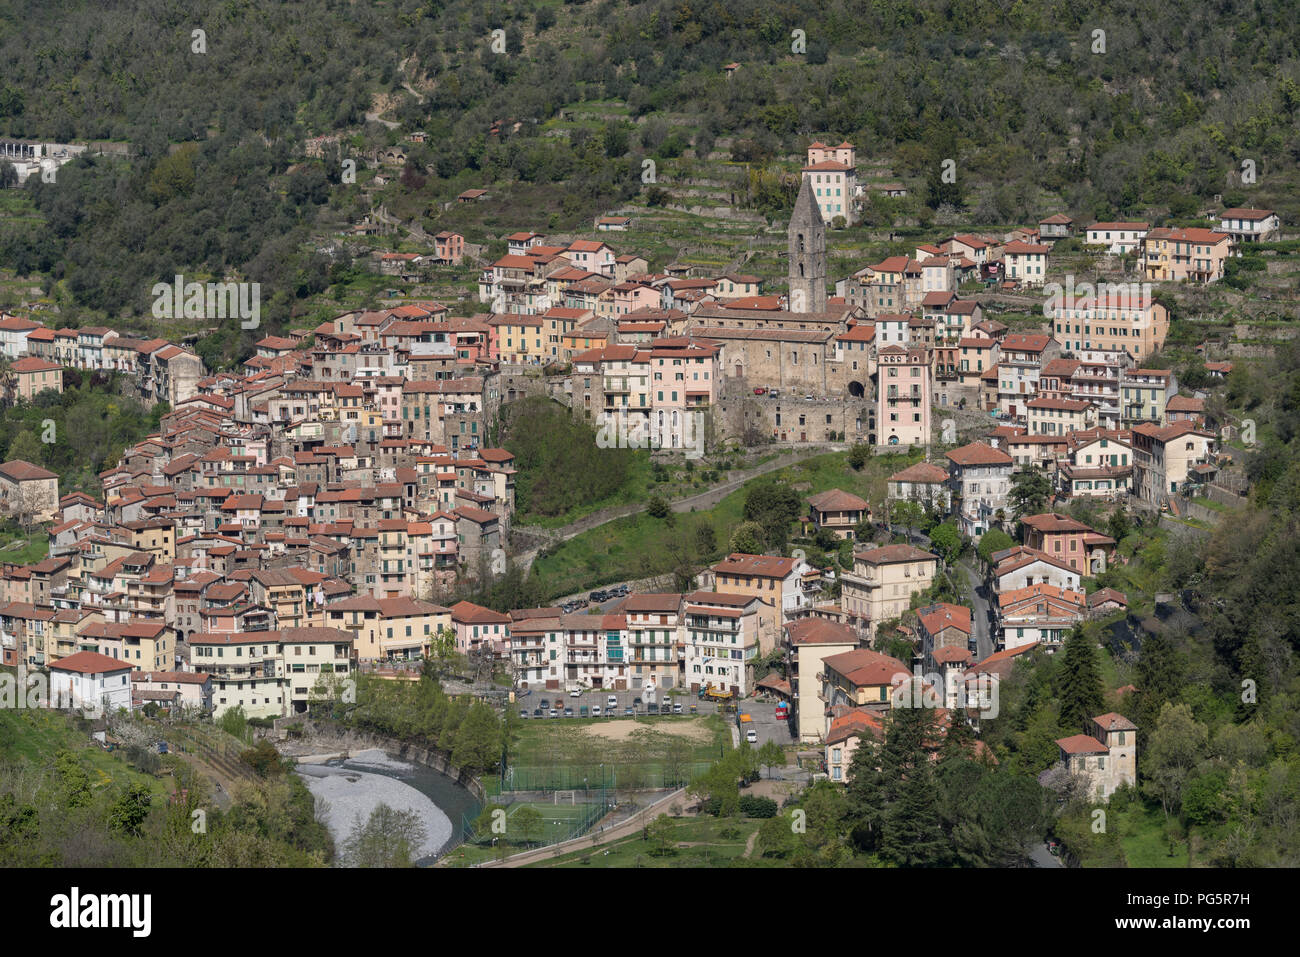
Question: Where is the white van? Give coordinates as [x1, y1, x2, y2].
[607, 695, 618, 709]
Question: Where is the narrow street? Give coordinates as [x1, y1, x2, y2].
[954, 555, 995, 662]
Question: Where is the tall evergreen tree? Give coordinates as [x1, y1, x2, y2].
[1132, 630, 1183, 744]
[1057, 626, 1105, 734]
[883, 757, 949, 866]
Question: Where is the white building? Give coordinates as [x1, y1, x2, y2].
[48, 651, 133, 714]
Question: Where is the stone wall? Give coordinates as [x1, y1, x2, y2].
[270, 718, 487, 802]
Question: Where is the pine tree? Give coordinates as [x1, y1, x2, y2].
[1132, 631, 1182, 744]
[1057, 626, 1104, 734]
[882, 758, 949, 866]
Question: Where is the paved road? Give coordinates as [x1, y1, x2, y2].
[1029, 842, 1064, 868]
[955, 555, 996, 662]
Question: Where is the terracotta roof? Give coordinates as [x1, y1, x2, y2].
[854, 544, 937, 565]
[785, 617, 857, 646]
[946, 442, 1012, 467]
[808, 488, 869, 512]
[1057, 733, 1108, 755]
[889, 462, 950, 484]
[50, 650, 133, 675]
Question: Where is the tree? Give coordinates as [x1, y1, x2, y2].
[340, 804, 428, 867]
[6, 430, 44, 466]
[853, 516, 874, 541]
[646, 494, 670, 518]
[511, 805, 543, 846]
[1057, 627, 1105, 734]
[451, 700, 502, 772]
[423, 625, 460, 679]
[108, 783, 152, 837]
[890, 499, 924, 540]
[743, 481, 801, 553]
[1142, 702, 1208, 819]
[928, 522, 962, 564]
[883, 757, 949, 866]
[976, 528, 1014, 565]
[694, 522, 718, 560]
[1131, 631, 1182, 745]
[728, 520, 765, 554]
[646, 813, 676, 856]
[847, 443, 871, 469]
[757, 740, 785, 778]
[1107, 505, 1131, 544]
[1009, 466, 1052, 520]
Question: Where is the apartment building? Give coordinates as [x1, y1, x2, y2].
[1055, 713, 1137, 801]
[1120, 368, 1178, 426]
[1083, 222, 1149, 255]
[707, 553, 804, 654]
[1131, 421, 1217, 505]
[839, 543, 939, 637]
[190, 627, 355, 718]
[1047, 288, 1169, 360]
[1141, 228, 1232, 283]
[876, 345, 932, 447]
[683, 591, 763, 696]
[945, 442, 1014, 538]
[784, 616, 860, 743]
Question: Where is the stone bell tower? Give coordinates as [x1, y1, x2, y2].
[788, 176, 827, 313]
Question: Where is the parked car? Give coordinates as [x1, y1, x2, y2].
[673, 703, 683, 714]
[549, 708, 559, 718]
[633, 697, 643, 707]
[156, 741, 169, 754]
[647, 702, 659, 714]
[753, 387, 766, 395]
[564, 707, 574, 717]
[745, 729, 758, 744]
[589, 590, 606, 602]
[607, 695, 618, 708]
[624, 706, 635, 716]
[539, 698, 550, 710]
[689, 704, 698, 714]
[569, 688, 581, 698]
[533, 708, 544, 717]
[591, 706, 601, 717]
[519, 709, 529, 718]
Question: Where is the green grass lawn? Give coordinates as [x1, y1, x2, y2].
[530, 447, 925, 598]
[1114, 802, 1190, 867]
[0, 707, 174, 800]
[0, 532, 50, 565]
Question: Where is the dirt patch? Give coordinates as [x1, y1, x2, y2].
[583, 718, 714, 744]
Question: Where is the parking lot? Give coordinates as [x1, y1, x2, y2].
[733, 697, 797, 748]
[514, 687, 722, 720]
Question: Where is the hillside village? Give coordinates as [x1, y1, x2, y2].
[0, 113, 1290, 879]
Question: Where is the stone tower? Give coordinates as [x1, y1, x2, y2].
[788, 176, 827, 313]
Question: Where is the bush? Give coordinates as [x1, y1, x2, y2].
[739, 795, 778, 818]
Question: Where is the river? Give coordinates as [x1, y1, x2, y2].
[296, 748, 481, 866]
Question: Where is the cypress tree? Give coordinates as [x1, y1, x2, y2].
[1057, 626, 1104, 734]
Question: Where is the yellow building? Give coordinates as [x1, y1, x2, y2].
[839, 544, 939, 637]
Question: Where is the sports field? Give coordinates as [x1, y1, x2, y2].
[497, 714, 730, 793]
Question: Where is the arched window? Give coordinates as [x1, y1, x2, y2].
[798, 233, 805, 254]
